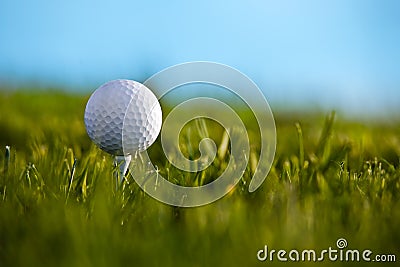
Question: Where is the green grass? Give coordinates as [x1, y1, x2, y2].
[0, 91, 399, 267]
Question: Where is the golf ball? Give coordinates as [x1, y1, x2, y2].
[84, 79, 162, 155]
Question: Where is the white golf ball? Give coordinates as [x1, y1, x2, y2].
[84, 79, 162, 156]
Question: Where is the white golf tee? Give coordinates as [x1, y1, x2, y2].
[114, 155, 132, 185]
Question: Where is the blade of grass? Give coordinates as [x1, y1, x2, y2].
[295, 123, 304, 169]
[66, 158, 77, 204]
[4, 145, 10, 175]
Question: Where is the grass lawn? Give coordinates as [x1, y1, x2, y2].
[0, 90, 399, 266]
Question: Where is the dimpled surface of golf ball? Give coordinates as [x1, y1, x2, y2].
[84, 79, 162, 156]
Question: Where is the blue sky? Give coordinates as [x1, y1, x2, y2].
[0, 0, 399, 116]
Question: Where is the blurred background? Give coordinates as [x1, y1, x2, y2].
[0, 0, 399, 117]
[1, 2, 400, 267]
